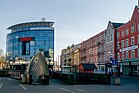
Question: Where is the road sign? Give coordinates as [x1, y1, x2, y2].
[112, 60, 117, 65]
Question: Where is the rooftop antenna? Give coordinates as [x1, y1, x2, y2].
[41, 17, 46, 22]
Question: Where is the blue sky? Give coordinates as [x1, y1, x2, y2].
[0, 0, 137, 60]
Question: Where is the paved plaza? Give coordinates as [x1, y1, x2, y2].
[0, 76, 139, 93]
[44, 76, 139, 93]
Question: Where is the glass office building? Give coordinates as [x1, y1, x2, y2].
[6, 20, 54, 68]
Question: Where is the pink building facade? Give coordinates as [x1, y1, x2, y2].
[80, 31, 105, 72]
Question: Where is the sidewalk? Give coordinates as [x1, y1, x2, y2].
[120, 76, 139, 87]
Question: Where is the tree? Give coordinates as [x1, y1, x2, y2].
[0, 49, 3, 55]
[0, 56, 6, 69]
[0, 49, 6, 69]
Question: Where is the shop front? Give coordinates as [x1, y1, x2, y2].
[122, 62, 130, 76]
[131, 62, 139, 76]
[122, 59, 139, 76]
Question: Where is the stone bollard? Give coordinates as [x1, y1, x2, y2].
[114, 77, 120, 85]
[21, 76, 26, 83]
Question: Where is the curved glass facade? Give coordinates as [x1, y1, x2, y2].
[6, 21, 54, 66]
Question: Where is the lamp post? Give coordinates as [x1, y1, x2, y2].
[48, 56, 51, 68]
[117, 42, 121, 76]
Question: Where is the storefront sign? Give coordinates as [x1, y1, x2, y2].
[122, 62, 129, 65]
[131, 62, 139, 65]
[120, 45, 138, 52]
[18, 37, 35, 42]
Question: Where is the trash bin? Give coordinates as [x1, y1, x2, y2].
[114, 77, 120, 85]
[21, 76, 26, 83]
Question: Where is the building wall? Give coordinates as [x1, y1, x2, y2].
[93, 31, 105, 71]
[105, 21, 115, 63]
[60, 5, 139, 75]
[61, 49, 66, 66]
[80, 31, 105, 72]
[73, 44, 81, 66]
[80, 41, 87, 63]
[6, 21, 54, 65]
[61, 44, 81, 72]
[80, 37, 94, 64]
[117, 6, 139, 75]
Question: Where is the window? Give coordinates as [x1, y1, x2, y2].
[110, 44, 112, 51]
[126, 28, 129, 35]
[26, 42, 30, 55]
[122, 52, 124, 59]
[122, 30, 124, 37]
[131, 37, 134, 45]
[117, 53, 120, 60]
[138, 35, 139, 44]
[22, 42, 30, 55]
[121, 40, 124, 48]
[117, 42, 120, 48]
[126, 51, 128, 59]
[107, 36, 109, 42]
[110, 34, 112, 41]
[30, 41, 35, 45]
[131, 50, 135, 58]
[138, 49, 139, 57]
[138, 24, 139, 31]
[117, 32, 120, 39]
[126, 39, 128, 47]
[131, 25, 135, 33]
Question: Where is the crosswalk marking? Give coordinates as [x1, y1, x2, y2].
[59, 87, 70, 92]
[77, 88, 86, 92]
[19, 84, 27, 91]
[8, 78, 13, 81]
[59, 87, 75, 93]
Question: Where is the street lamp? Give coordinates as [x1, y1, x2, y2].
[48, 56, 51, 68]
[117, 42, 121, 76]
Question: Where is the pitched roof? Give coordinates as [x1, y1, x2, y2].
[111, 22, 124, 28]
[80, 63, 97, 70]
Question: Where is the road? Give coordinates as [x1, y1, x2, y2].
[0, 77, 139, 93]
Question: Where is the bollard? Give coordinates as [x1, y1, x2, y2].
[29, 74, 32, 85]
[114, 77, 120, 85]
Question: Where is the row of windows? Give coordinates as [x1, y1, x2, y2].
[7, 40, 53, 48]
[7, 30, 53, 41]
[117, 49, 139, 60]
[7, 30, 54, 61]
[117, 35, 139, 48]
[105, 28, 113, 42]
[106, 34, 113, 42]
[7, 35, 53, 41]
[117, 24, 139, 38]
[8, 47, 53, 60]
[82, 34, 105, 48]
[11, 23, 52, 31]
